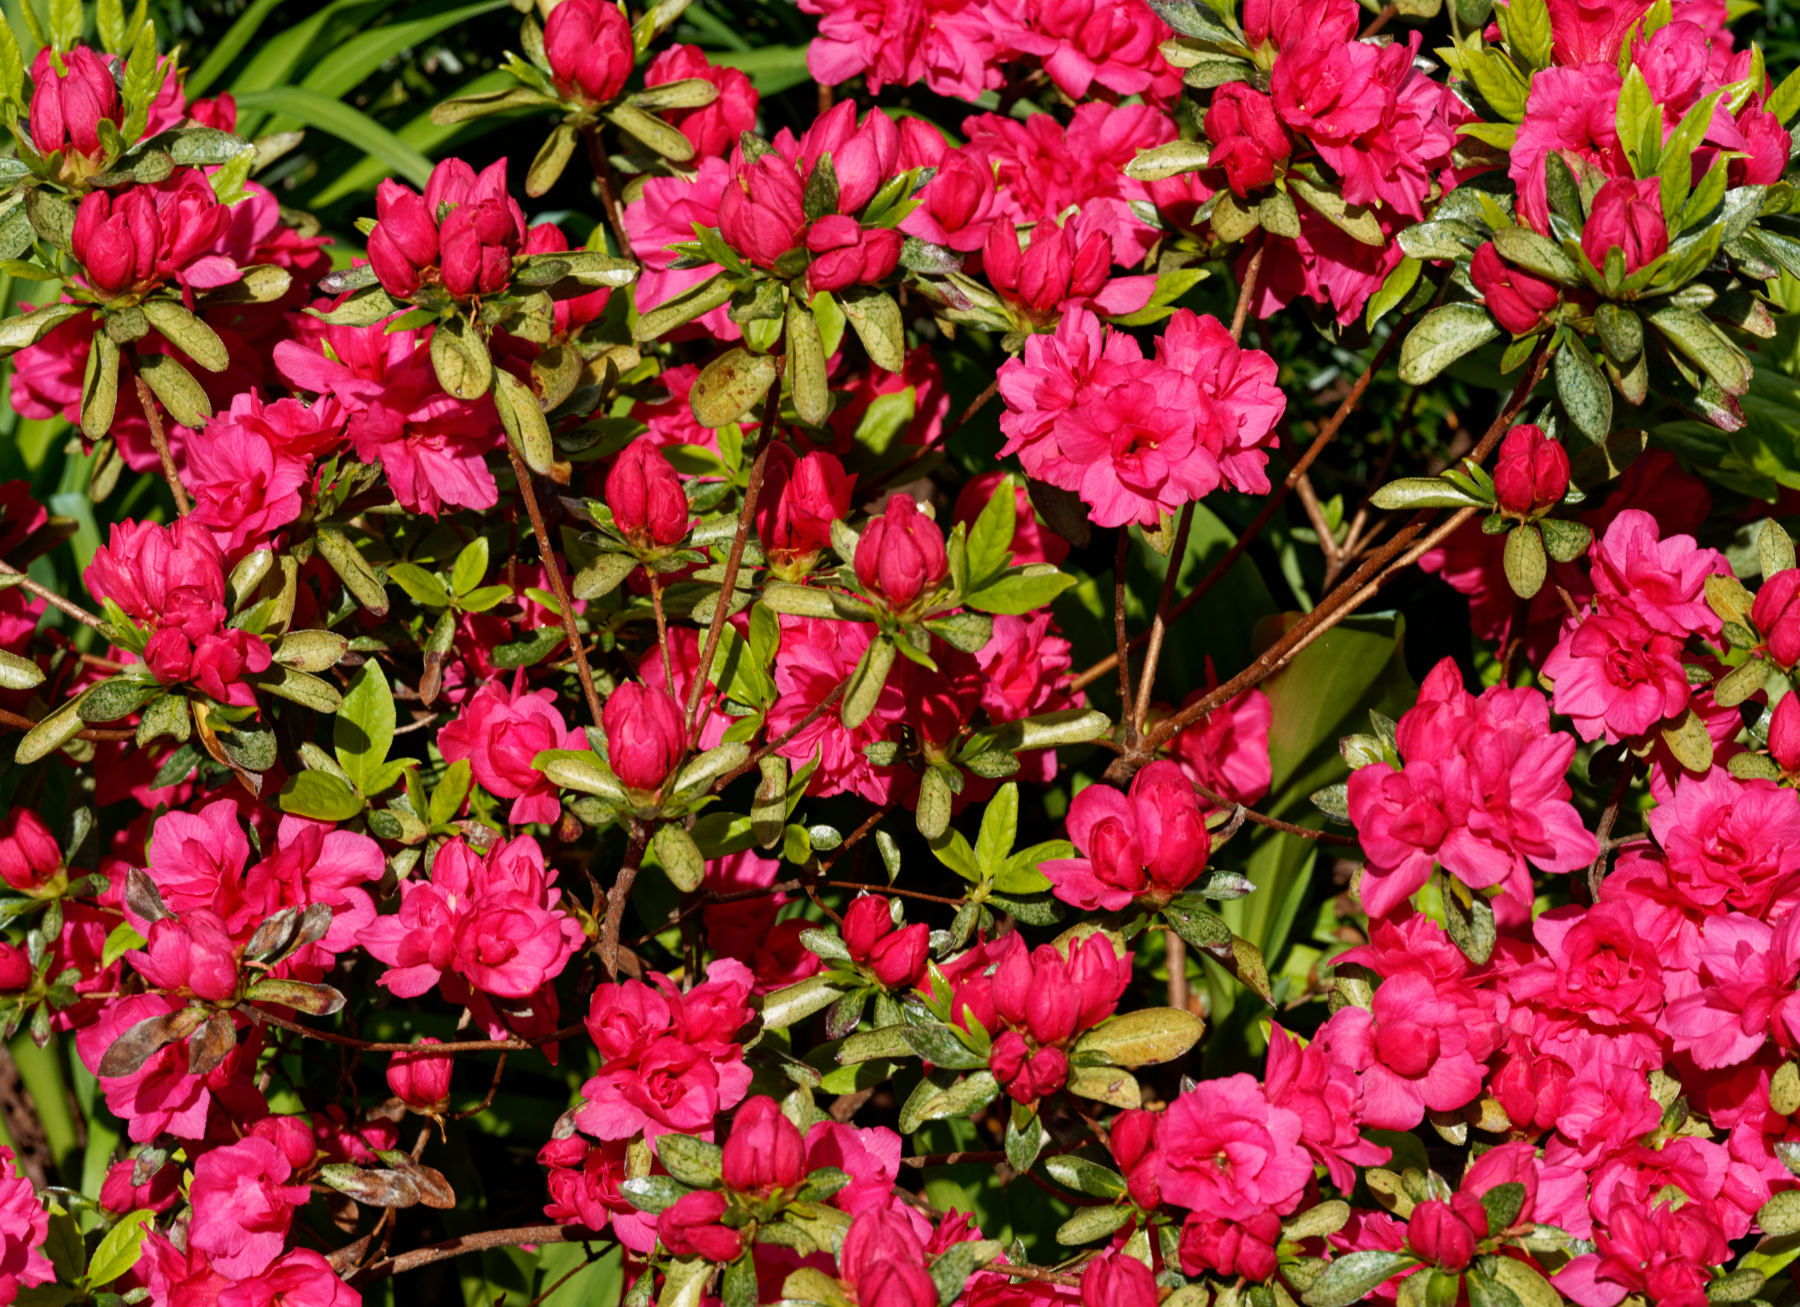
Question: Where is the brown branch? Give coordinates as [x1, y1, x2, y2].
[241, 1006, 585, 1054]
[0, 560, 106, 632]
[352, 1224, 597, 1285]
[601, 819, 650, 980]
[1113, 343, 1549, 777]
[579, 124, 632, 263]
[135, 375, 190, 516]
[1070, 316, 1408, 694]
[0, 706, 132, 742]
[684, 363, 783, 743]
[1114, 528, 1135, 746]
[505, 442, 606, 729]
[1190, 779, 1357, 845]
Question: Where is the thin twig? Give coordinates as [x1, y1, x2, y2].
[1189, 778, 1357, 845]
[684, 364, 783, 744]
[0, 560, 105, 631]
[1132, 503, 1195, 738]
[352, 1224, 594, 1285]
[0, 706, 132, 742]
[241, 1006, 584, 1054]
[579, 125, 632, 261]
[135, 376, 190, 516]
[1113, 344, 1550, 777]
[1070, 317, 1409, 694]
[506, 443, 606, 729]
[1114, 528, 1135, 746]
[600, 820, 650, 980]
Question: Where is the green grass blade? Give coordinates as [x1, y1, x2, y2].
[233, 85, 435, 186]
[183, 0, 285, 96]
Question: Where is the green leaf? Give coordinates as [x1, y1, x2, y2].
[974, 782, 1019, 879]
[838, 287, 906, 374]
[1501, 0, 1553, 68]
[1287, 170, 1386, 245]
[1302, 1251, 1418, 1307]
[335, 661, 395, 795]
[760, 975, 846, 1031]
[840, 635, 896, 730]
[900, 1023, 987, 1070]
[964, 476, 1017, 588]
[787, 298, 832, 428]
[101, 922, 147, 968]
[450, 538, 489, 599]
[232, 86, 433, 186]
[1399, 304, 1502, 385]
[386, 562, 451, 610]
[963, 566, 1077, 615]
[691, 347, 781, 430]
[1555, 334, 1613, 444]
[1770, 65, 1800, 125]
[1490, 226, 1581, 284]
[277, 770, 366, 823]
[1369, 477, 1489, 511]
[1056, 1204, 1134, 1246]
[1365, 256, 1422, 331]
[86, 1209, 155, 1288]
[1648, 306, 1752, 396]
[1074, 1007, 1205, 1068]
[1042, 1156, 1128, 1199]
[1503, 524, 1547, 599]
[1617, 64, 1661, 177]
[137, 352, 212, 428]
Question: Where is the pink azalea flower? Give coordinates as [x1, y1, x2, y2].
[1041, 761, 1211, 911]
[768, 616, 908, 802]
[0, 1146, 51, 1305]
[188, 1135, 313, 1277]
[1645, 769, 1800, 915]
[437, 676, 589, 825]
[1155, 310, 1287, 495]
[1319, 971, 1488, 1130]
[1662, 911, 1800, 1069]
[216, 1249, 359, 1307]
[274, 308, 499, 516]
[1509, 63, 1630, 233]
[1543, 600, 1692, 744]
[996, 0, 1179, 104]
[622, 158, 741, 343]
[1155, 1073, 1312, 1220]
[1588, 510, 1729, 639]
[185, 416, 310, 560]
[799, 0, 1003, 100]
[1264, 1021, 1390, 1191]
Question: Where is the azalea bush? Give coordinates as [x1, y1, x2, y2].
[1, 0, 1800, 1304]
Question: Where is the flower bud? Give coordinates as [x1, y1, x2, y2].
[602, 682, 687, 792]
[544, 0, 635, 105]
[29, 47, 119, 164]
[100, 1157, 181, 1216]
[1407, 1196, 1487, 1271]
[644, 45, 759, 159]
[720, 1095, 806, 1195]
[657, 1190, 744, 1262]
[718, 150, 809, 269]
[989, 1031, 1069, 1104]
[1178, 1213, 1281, 1282]
[842, 1210, 937, 1307]
[854, 494, 948, 611]
[917, 150, 997, 249]
[1755, 569, 1800, 670]
[1204, 85, 1290, 196]
[1109, 1109, 1161, 1210]
[1081, 1253, 1159, 1307]
[367, 179, 440, 298]
[1771, 692, 1800, 773]
[1582, 177, 1668, 276]
[1492, 424, 1570, 517]
[755, 445, 856, 577]
[1471, 242, 1561, 337]
[0, 942, 30, 992]
[607, 438, 689, 550]
[439, 195, 523, 298]
[387, 1038, 453, 1113]
[841, 896, 929, 990]
[1129, 762, 1210, 898]
[806, 217, 902, 294]
[72, 188, 152, 300]
[0, 807, 61, 894]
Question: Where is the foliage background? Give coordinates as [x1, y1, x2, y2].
[1, 0, 1797, 1303]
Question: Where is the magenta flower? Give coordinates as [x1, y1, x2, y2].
[127, 910, 240, 1003]
[644, 45, 760, 158]
[188, 1135, 312, 1277]
[437, 678, 587, 825]
[1493, 424, 1572, 517]
[1588, 510, 1728, 639]
[1318, 971, 1487, 1130]
[1205, 85, 1290, 196]
[1662, 911, 1800, 1068]
[1544, 600, 1693, 744]
[72, 170, 239, 300]
[0, 807, 60, 894]
[854, 493, 949, 611]
[1263, 1021, 1389, 1192]
[602, 681, 687, 792]
[756, 445, 856, 577]
[841, 1209, 939, 1307]
[841, 896, 930, 989]
[0, 1145, 50, 1301]
[28, 46, 118, 162]
[1508, 64, 1628, 233]
[1180, 1212, 1282, 1282]
[216, 1249, 360, 1307]
[1042, 761, 1209, 911]
[86, 517, 229, 643]
[607, 437, 690, 550]
[1583, 177, 1669, 276]
[1409, 1196, 1486, 1271]
[1155, 1073, 1312, 1221]
[543, 0, 634, 104]
[1080, 1252, 1160, 1307]
[720, 1095, 807, 1195]
[387, 1038, 453, 1112]
[1754, 569, 1800, 668]
[658, 1189, 745, 1261]
[1473, 243, 1564, 338]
